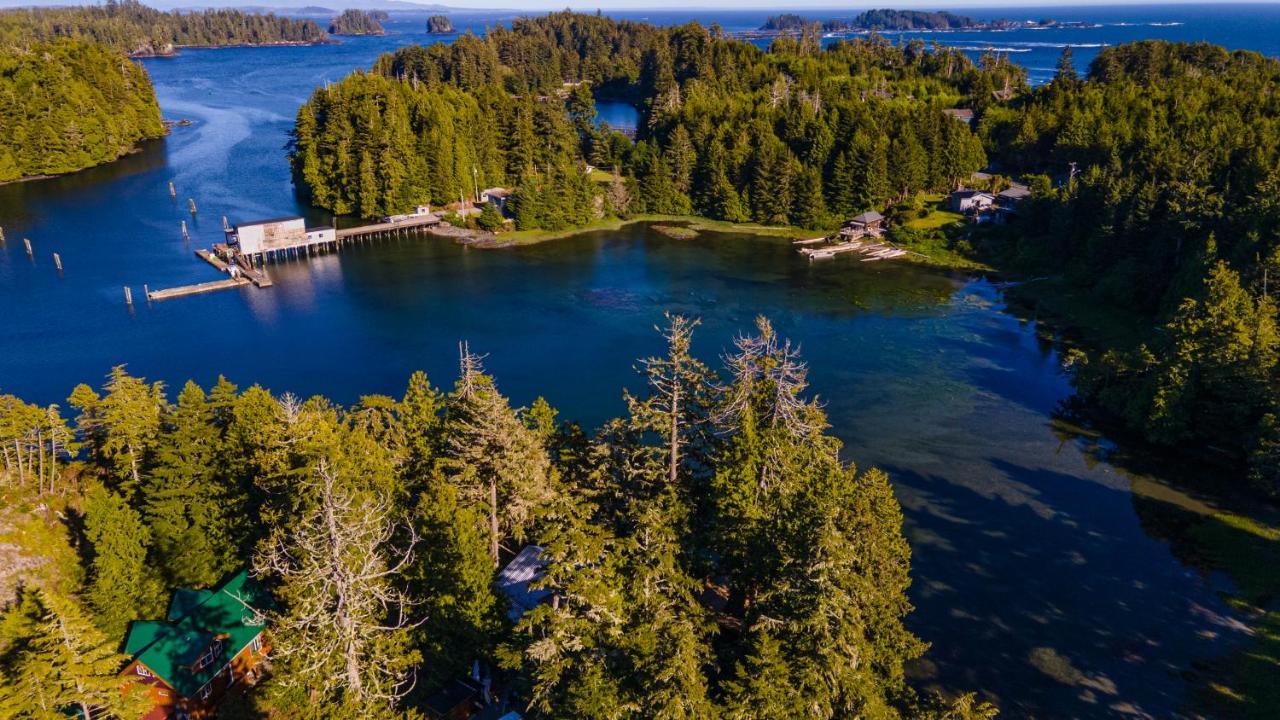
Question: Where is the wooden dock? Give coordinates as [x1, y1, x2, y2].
[147, 277, 250, 301]
[336, 213, 442, 241]
[798, 239, 908, 262]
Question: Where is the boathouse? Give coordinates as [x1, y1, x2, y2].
[840, 211, 886, 240]
[122, 569, 272, 720]
[227, 216, 338, 262]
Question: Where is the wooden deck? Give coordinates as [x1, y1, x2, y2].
[147, 277, 250, 301]
[336, 213, 442, 240]
[799, 239, 907, 262]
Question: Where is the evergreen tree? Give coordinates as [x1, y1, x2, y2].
[410, 472, 505, 689]
[82, 481, 162, 637]
[0, 589, 152, 720]
[441, 347, 553, 564]
[142, 381, 243, 587]
[69, 366, 165, 494]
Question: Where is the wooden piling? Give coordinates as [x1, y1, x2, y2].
[188, 198, 197, 215]
[169, 181, 176, 198]
[181, 220, 189, 239]
[124, 286, 133, 305]
[143, 284, 149, 298]
[222, 216, 229, 231]
[53, 253, 62, 271]
[0, 226, 5, 244]
[23, 238, 32, 255]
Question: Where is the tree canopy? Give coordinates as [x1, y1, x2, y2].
[292, 11, 1001, 225]
[0, 320, 993, 719]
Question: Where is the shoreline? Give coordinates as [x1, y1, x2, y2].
[131, 39, 333, 58]
[447, 213, 990, 274]
[491, 215, 804, 247]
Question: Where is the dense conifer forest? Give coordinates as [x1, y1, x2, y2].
[290, 15, 1280, 498]
[0, 318, 996, 719]
[0, 0, 327, 57]
[0, 39, 164, 182]
[978, 41, 1280, 493]
[291, 12, 1000, 226]
[328, 9, 387, 37]
[761, 10, 982, 33]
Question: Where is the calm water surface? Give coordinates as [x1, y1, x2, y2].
[1, 7, 1275, 717]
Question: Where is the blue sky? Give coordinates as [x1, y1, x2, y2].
[3, 0, 1274, 10]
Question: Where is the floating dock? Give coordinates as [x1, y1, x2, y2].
[147, 277, 250, 301]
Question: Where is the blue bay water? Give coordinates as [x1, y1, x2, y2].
[1, 5, 1277, 717]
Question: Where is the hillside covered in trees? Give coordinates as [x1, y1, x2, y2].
[0, 0, 328, 57]
[977, 41, 1280, 493]
[0, 318, 995, 719]
[291, 12, 1003, 227]
[762, 10, 984, 33]
[0, 39, 164, 182]
[328, 9, 387, 36]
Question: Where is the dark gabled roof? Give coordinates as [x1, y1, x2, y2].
[233, 216, 304, 229]
[124, 569, 271, 698]
[307, 225, 334, 231]
[496, 545, 549, 621]
[849, 211, 885, 225]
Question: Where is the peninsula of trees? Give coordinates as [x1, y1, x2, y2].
[0, 0, 328, 57]
[978, 41, 1280, 495]
[427, 14, 454, 34]
[0, 318, 995, 719]
[0, 39, 164, 182]
[761, 10, 986, 33]
[291, 12, 1000, 227]
[328, 9, 388, 36]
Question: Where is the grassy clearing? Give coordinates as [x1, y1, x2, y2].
[496, 215, 804, 246]
[904, 194, 965, 231]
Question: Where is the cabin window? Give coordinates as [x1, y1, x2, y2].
[251, 635, 262, 653]
[199, 684, 212, 700]
[195, 651, 213, 671]
[136, 665, 151, 677]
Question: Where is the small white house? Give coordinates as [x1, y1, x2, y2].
[480, 188, 512, 212]
[305, 226, 335, 245]
[950, 190, 995, 214]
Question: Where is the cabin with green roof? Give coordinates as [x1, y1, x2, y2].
[121, 569, 272, 720]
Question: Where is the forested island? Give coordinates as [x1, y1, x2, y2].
[291, 12, 997, 227]
[328, 9, 387, 36]
[0, 39, 164, 183]
[762, 9, 988, 33]
[0, 320, 994, 719]
[427, 14, 454, 34]
[0, 0, 328, 57]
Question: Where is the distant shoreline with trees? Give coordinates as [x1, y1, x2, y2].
[0, 0, 329, 58]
